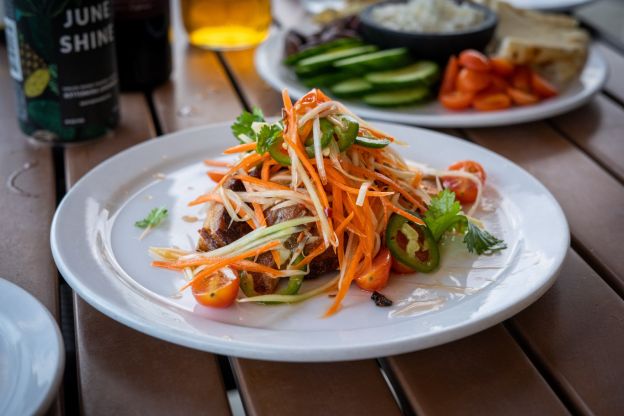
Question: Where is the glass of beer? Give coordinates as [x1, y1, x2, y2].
[181, 0, 272, 50]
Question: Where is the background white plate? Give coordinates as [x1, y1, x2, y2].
[0, 279, 64, 416]
[255, 30, 608, 128]
[506, 0, 594, 11]
[51, 122, 569, 362]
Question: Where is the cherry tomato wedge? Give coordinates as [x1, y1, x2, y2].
[458, 49, 491, 72]
[531, 72, 558, 98]
[489, 57, 514, 76]
[511, 66, 531, 92]
[356, 248, 392, 292]
[473, 92, 511, 111]
[442, 160, 486, 204]
[439, 90, 474, 110]
[507, 87, 539, 106]
[440, 55, 459, 95]
[391, 257, 414, 274]
[457, 68, 491, 93]
[192, 267, 240, 308]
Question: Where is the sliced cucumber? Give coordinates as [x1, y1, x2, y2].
[365, 61, 439, 88]
[300, 72, 352, 88]
[330, 78, 374, 97]
[295, 45, 378, 76]
[283, 38, 363, 66]
[362, 87, 429, 107]
[334, 48, 410, 72]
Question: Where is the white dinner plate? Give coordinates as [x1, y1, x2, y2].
[506, 0, 594, 11]
[255, 30, 608, 128]
[0, 279, 64, 416]
[51, 122, 569, 362]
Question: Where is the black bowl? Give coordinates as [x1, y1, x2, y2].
[358, 0, 497, 63]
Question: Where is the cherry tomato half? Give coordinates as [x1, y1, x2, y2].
[530, 72, 558, 98]
[511, 66, 532, 92]
[489, 57, 515, 77]
[473, 92, 511, 111]
[507, 87, 539, 106]
[439, 90, 474, 110]
[192, 267, 240, 308]
[391, 257, 414, 274]
[439, 55, 459, 95]
[356, 248, 392, 292]
[458, 50, 491, 72]
[457, 68, 491, 93]
[442, 160, 486, 204]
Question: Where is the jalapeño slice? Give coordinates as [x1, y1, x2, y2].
[268, 137, 291, 166]
[386, 212, 439, 273]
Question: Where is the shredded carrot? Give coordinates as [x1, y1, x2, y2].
[207, 171, 226, 182]
[230, 260, 284, 277]
[216, 153, 267, 189]
[324, 239, 365, 317]
[179, 241, 281, 291]
[382, 198, 425, 226]
[345, 162, 426, 212]
[335, 212, 354, 236]
[204, 159, 232, 167]
[296, 242, 327, 267]
[233, 174, 290, 190]
[224, 142, 257, 154]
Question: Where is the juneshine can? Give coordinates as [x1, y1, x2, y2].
[3, 0, 119, 143]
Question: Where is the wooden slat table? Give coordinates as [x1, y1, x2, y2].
[2, 1, 624, 414]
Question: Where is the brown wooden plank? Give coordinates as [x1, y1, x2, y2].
[386, 326, 569, 416]
[0, 42, 62, 416]
[64, 93, 231, 415]
[510, 249, 624, 415]
[550, 95, 624, 182]
[220, 49, 282, 116]
[232, 359, 401, 416]
[464, 122, 624, 295]
[596, 42, 624, 102]
[0, 47, 58, 318]
[151, 29, 241, 131]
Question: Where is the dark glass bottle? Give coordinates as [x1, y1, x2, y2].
[3, 0, 120, 143]
[113, 0, 172, 90]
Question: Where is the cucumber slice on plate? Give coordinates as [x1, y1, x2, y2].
[295, 45, 378, 76]
[283, 38, 364, 66]
[365, 61, 439, 88]
[362, 87, 429, 107]
[331, 78, 374, 97]
[333, 48, 411, 72]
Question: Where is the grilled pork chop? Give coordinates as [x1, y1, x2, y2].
[197, 180, 338, 294]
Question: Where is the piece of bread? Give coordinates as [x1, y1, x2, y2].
[475, 1, 589, 85]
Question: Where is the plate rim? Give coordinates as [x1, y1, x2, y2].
[255, 29, 608, 128]
[0, 278, 65, 415]
[51, 121, 570, 362]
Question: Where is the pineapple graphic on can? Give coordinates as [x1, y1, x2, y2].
[3, 0, 119, 143]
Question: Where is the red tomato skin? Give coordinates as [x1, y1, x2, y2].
[459, 50, 491, 72]
[457, 68, 492, 93]
[192, 269, 240, 308]
[356, 248, 393, 292]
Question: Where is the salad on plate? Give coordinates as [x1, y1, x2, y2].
[148, 89, 506, 316]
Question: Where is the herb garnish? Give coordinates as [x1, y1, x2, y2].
[424, 190, 506, 255]
[135, 207, 168, 240]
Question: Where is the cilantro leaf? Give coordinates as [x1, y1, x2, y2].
[423, 189, 466, 241]
[256, 123, 283, 154]
[135, 207, 168, 229]
[463, 222, 507, 255]
[231, 106, 265, 143]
